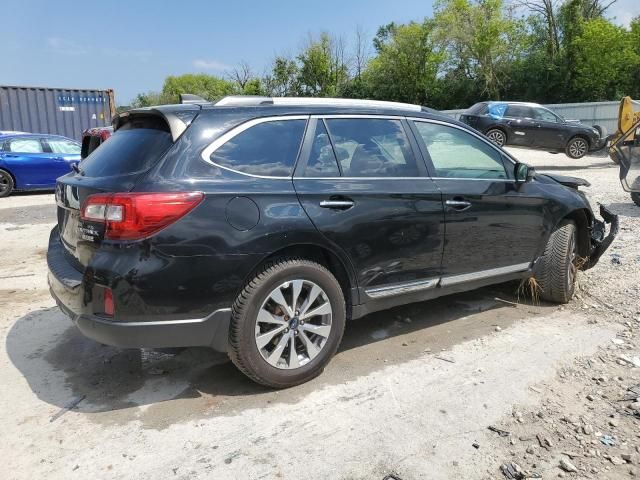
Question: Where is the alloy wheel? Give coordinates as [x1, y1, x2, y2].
[569, 139, 587, 158]
[255, 280, 333, 369]
[487, 130, 505, 146]
[0, 171, 11, 194]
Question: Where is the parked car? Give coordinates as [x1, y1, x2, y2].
[459, 101, 607, 159]
[0, 133, 80, 197]
[81, 126, 113, 159]
[48, 96, 617, 388]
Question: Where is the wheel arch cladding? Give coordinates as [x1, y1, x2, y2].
[245, 244, 356, 314]
[559, 208, 592, 259]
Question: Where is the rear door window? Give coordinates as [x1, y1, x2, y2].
[47, 138, 81, 154]
[79, 126, 172, 177]
[210, 119, 307, 177]
[324, 118, 419, 177]
[505, 105, 533, 119]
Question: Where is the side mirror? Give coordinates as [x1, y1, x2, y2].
[515, 162, 535, 182]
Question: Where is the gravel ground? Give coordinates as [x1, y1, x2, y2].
[0, 148, 638, 480]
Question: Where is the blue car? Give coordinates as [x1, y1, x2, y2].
[0, 133, 81, 197]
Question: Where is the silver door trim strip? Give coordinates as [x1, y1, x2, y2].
[364, 262, 530, 299]
[439, 262, 531, 287]
[365, 278, 439, 299]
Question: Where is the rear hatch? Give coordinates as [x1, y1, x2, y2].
[56, 107, 199, 266]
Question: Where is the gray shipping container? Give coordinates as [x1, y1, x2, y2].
[0, 85, 116, 141]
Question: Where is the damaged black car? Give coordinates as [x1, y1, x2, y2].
[47, 96, 618, 388]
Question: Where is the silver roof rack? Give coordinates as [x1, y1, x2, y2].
[214, 95, 423, 112]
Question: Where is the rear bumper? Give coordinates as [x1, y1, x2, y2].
[47, 228, 231, 351]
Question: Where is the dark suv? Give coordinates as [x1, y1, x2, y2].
[48, 96, 617, 388]
[459, 101, 607, 159]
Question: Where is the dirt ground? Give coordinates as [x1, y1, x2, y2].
[1, 148, 638, 480]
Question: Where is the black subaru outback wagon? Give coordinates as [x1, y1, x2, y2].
[48, 96, 617, 388]
[459, 101, 607, 159]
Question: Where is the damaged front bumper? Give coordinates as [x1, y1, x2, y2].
[584, 204, 619, 269]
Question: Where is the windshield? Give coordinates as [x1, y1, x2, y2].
[79, 127, 172, 177]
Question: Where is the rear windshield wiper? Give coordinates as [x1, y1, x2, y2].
[71, 163, 84, 176]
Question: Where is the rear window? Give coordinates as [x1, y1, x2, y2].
[210, 119, 306, 177]
[467, 103, 488, 115]
[79, 127, 172, 177]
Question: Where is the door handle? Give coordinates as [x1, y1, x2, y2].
[319, 199, 355, 210]
[445, 199, 472, 211]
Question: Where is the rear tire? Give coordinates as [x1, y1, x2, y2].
[566, 137, 589, 159]
[536, 221, 578, 303]
[228, 258, 346, 388]
[486, 128, 506, 147]
[0, 169, 14, 198]
[632, 192, 640, 207]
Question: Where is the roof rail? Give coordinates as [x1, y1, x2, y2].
[214, 95, 423, 112]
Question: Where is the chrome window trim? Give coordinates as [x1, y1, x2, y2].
[365, 278, 438, 299]
[200, 115, 309, 179]
[439, 262, 531, 287]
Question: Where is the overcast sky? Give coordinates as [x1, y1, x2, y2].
[2, 0, 638, 104]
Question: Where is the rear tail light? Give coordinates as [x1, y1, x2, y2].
[81, 192, 204, 240]
[104, 287, 114, 316]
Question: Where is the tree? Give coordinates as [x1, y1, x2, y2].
[130, 90, 173, 108]
[263, 56, 300, 96]
[296, 33, 349, 96]
[161, 73, 237, 103]
[571, 18, 639, 100]
[364, 21, 445, 105]
[434, 0, 527, 100]
[228, 61, 254, 90]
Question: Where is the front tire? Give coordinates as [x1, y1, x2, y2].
[566, 137, 589, 159]
[228, 258, 346, 388]
[486, 128, 506, 147]
[0, 169, 14, 198]
[536, 221, 578, 303]
[632, 192, 640, 207]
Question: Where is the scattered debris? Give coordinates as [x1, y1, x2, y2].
[536, 434, 553, 450]
[148, 367, 168, 375]
[559, 458, 578, 472]
[495, 297, 519, 307]
[488, 426, 511, 437]
[49, 395, 86, 423]
[600, 435, 616, 446]
[529, 386, 542, 393]
[472, 442, 480, 449]
[500, 461, 524, 479]
[618, 355, 640, 368]
[495, 326, 502, 332]
[434, 355, 455, 363]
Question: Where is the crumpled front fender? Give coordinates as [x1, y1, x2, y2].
[583, 204, 619, 270]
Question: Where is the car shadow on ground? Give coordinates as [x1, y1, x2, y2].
[6, 282, 554, 426]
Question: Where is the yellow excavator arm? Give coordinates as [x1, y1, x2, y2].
[609, 96, 640, 163]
